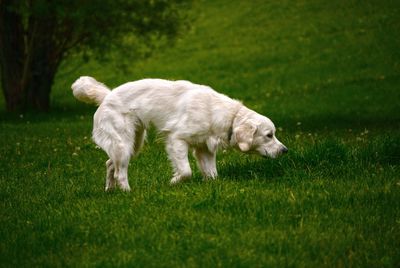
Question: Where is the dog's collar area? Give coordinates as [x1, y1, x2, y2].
[228, 105, 243, 144]
[228, 126, 233, 143]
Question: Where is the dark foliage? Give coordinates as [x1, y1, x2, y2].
[0, 0, 191, 112]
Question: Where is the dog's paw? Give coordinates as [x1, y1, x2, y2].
[117, 181, 131, 192]
[105, 186, 114, 192]
[120, 185, 131, 192]
[203, 175, 217, 182]
[121, 187, 131, 193]
[170, 177, 181, 185]
[170, 176, 187, 185]
[105, 180, 116, 192]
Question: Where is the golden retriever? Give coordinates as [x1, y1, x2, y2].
[72, 76, 288, 191]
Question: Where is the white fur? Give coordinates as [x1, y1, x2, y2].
[71, 76, 288, 191]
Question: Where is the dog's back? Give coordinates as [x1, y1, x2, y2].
[100, 79, 239, 134]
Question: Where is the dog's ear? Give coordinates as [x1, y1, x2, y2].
[235, 121, 257, 152]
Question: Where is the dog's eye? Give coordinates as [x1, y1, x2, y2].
[266, 133, 273, 139]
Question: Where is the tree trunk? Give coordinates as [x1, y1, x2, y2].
[24, 31, 59, 112]
[0, 1, 26, 112]
[25, 60, 58, 112]
[0, 1, 60, 112]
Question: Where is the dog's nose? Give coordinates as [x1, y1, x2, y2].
[281, 146, 288, 154]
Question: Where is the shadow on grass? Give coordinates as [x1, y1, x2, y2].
[218, 134, 400, 182]
[219, 157, 287, 182]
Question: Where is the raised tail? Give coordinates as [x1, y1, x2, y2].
[71, 76, 111, 106]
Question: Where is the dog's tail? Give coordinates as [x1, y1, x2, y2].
[71, 76, 111, 106]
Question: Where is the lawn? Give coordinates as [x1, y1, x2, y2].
[1, 0, 399, 267]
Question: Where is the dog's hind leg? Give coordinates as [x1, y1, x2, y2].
[105, 159, 116, 191]
[112, 142, 132, 192]
[166, 136, 192, 185]
[111, 123, 146, 191]
[93, 110, 135, 192]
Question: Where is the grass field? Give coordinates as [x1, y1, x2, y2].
[1, 0, 400, 267]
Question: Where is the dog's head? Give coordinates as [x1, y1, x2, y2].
[232, 109, 288, 158]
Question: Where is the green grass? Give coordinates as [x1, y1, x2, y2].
[1, 0, 400, 267]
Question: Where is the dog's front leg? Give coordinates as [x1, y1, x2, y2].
[166, 137, 192, 185]
[194, 147, 218, 180]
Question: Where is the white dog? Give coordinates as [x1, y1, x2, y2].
[72, 76, 288, 191]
